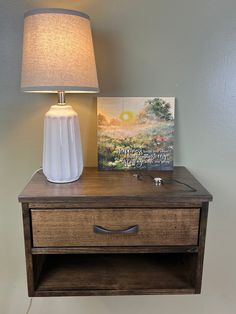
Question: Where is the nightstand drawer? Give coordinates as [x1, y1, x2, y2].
[31, 208, 200, 247]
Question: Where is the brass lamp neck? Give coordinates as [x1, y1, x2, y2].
[58, 91, 66, 105]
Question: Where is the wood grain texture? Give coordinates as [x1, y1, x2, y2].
[34, 288, 195, 297]
[19, 167, 212, 296]
[29, 201, 203, 209]
[195, 203, 209, 293]
[18, 167, 212, 204]
[22, 203, 35, 296]
[36, 254, 195, 295]
[31, 208, 200, 247]
[31, 246, 198, 255]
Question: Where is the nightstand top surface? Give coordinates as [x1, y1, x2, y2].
[18, 167, 212, 203]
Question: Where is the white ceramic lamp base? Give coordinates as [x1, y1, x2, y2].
[43, 104, 83, 183]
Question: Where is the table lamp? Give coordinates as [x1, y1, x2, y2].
[21, 8, 99, 183]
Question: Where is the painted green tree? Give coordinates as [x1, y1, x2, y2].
[138, 98, 173, 123]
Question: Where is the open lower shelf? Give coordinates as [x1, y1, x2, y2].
[35, 253, 197, 296]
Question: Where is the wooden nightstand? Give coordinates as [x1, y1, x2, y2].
[19, 167, 212, 297]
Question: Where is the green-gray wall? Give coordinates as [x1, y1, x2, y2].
[0, 0, 235, 313]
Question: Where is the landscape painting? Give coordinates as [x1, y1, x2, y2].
[97, 97, 175, 170]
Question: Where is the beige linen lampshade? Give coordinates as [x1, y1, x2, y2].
[21, 8, 99, 93]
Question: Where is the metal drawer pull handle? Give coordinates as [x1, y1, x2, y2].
[94, 225, 139, 235]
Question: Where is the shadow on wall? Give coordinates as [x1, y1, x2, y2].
[93, 29, 182, 165]
[93, 29, 126, 96]
[4, 25, 125, 168]
[173, 98, 181, 164]
[70, 29, 127, 166]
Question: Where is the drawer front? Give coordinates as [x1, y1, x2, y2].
[31, 208, 200, 247]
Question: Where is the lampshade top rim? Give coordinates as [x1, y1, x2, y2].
[24, 8, 90, 20]
[21, 86, 99, 93]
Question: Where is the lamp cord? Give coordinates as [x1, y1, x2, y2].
[25, 168, 196, 191]
[23, 171, 42, 314]
[133, 172, 197, 192]
[26, 298, 33, 314]
[23, 170, 40, 314]
[24, 167, 42, 186]
[165, 178, 197, 192]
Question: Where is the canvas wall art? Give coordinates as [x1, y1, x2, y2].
[97, 97, 175, 170]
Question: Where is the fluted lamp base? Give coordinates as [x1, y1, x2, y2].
[43, 103, 83, 183]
